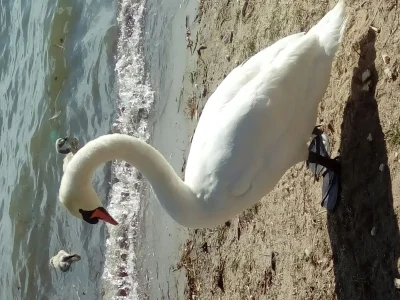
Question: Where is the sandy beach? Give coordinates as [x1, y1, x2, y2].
[175, 1, 400, 299]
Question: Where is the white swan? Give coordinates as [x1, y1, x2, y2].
[55, 137, 79, 172]
[59, 0, 347, 228]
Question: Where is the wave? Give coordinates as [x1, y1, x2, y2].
[101, 0, 154, 298]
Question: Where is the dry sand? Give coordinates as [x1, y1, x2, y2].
[173, 0, 400, 299]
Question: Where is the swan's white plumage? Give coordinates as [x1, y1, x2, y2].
[59, 1, 347, 228]
[62, 153, 74, 172]
[185, 0, 347, 217]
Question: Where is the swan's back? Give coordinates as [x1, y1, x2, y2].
[185, 0, 346, 216]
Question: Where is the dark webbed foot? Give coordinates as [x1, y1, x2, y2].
[306, 126, 341, 211]
[307, 126, 330, 176]
[320, 157, 340, 211]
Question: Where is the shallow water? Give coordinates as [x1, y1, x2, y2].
[135, 0, 200, 299]
[0, 0, 116, 298]
[0, 0, 200, 298]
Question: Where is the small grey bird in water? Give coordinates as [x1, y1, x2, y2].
[55, 136, 80, 172]
[50, 250, 81, 272]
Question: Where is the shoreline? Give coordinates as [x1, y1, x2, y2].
[133, 1, 200, 299]
[176, 1, 400, 299]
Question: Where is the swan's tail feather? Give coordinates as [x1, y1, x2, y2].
[308, 0, 348, 56]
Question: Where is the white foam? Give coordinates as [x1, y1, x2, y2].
[101, 0, 154, 298]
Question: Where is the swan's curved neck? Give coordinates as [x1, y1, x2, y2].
[64, 134, 202, 227]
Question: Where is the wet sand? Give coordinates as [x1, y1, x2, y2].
[134, 1, 199, 299]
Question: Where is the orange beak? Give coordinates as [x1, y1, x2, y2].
[91, 207, 119, 225]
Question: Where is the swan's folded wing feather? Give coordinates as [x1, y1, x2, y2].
[185, 34, 321, 205]
[192, 33, 306, 157]
[185, 33, 307, 196]
[203, 32, 305, 110]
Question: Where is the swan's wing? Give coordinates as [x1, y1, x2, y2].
[204, 32, 305, 110]
[191, 33, 305, 172]
[185, 34, 323, 204]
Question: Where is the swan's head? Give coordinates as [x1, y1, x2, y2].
[59, 175, 119, 226]
[56, 137, 71, 154]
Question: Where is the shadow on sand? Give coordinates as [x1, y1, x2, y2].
[327, 29, 400, 299]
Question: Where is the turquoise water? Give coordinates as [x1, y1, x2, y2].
[0, 0, 116, 298]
